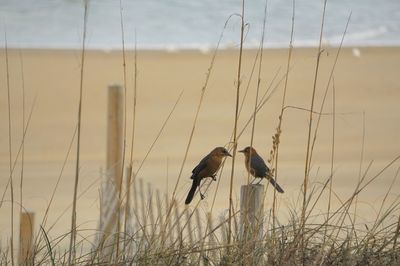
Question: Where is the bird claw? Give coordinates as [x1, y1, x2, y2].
[200, 193, 205, 200]
[211, 174, 217, 181]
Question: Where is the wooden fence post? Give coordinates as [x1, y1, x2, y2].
[98, 84, 124, 257]
[19, 211, 35, 265]
[240, 184, 264, 264]
[106, 84, 124, 199]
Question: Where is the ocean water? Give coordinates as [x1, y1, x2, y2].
[0, 0, 400, 50]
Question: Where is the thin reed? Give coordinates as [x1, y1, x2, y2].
[68, 2, 89, 264]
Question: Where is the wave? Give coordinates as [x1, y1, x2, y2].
[2, 38, 400, 52]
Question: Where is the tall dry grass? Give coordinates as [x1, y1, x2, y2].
[68, 1, 89, 264]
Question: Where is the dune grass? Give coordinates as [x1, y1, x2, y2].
[68, 1, 88, 264]
[5, 170, 400, 265]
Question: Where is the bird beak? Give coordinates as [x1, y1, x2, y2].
[227, 152, 232, 157]
[238, 149, 245, 153]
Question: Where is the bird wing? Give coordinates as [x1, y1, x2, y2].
[250, 154, 269, 177]
[191, 154, 210, 179]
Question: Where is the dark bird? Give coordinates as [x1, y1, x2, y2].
[185, 147, 232, 205]
[239, 146, 284, 193]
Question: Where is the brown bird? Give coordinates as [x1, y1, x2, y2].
[239, 146, 284, 193]
[185, 147, 232, 205]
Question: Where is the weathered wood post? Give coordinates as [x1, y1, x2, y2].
[99, 84, 124, 256]
[240, 184, 264, 264]
[19, 211, 35, 265]
[106, 83, 124, 201]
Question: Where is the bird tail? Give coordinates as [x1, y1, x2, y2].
[267, 176, 284, 193]
[185, 179, 200, 205]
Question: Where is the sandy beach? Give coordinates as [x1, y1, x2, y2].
[1, 46, 400, 242]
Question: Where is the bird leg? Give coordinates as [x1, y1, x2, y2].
[200, 192, 205, 200]
[199, 183, 205, 200]
[256, 178, 263, 185]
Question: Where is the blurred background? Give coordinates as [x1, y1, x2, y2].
[0, 0, 400, 50]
